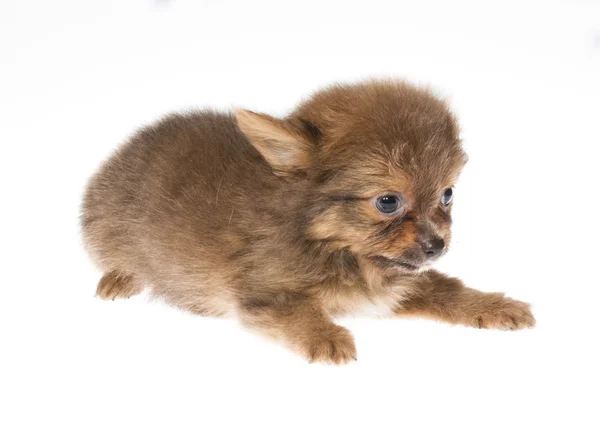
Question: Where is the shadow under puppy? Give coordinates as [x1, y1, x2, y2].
[81, 80, 535, 364]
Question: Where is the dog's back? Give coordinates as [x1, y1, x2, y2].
[81, 110, 271, 314]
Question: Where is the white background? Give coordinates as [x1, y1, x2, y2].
[1, 1, 599, 433]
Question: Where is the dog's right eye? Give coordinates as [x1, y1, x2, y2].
[375, 195, 402, 214]
[441, 187, 454, 206]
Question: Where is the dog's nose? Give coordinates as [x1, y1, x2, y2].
[420, 237, 445, 257]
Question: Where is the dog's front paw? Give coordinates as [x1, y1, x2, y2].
[303, 325, 357, 365]
[470, 295, 535, 330]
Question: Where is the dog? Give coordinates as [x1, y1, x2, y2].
[81, 79, 535, 364]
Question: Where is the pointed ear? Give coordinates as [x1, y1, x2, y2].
[235, 109, 312, 175]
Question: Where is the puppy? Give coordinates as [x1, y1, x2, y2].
[81, 80, 535, 364]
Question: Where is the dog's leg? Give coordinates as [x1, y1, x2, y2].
[396, 270, 535, 330]
[238, 291, 356, 364]
[96, 271, 143, 300]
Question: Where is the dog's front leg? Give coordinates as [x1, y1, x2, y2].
[396, 270, 535, 330]
[238, 291, 357, 364]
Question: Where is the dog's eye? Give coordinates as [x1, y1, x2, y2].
[441, 188, 453, 206]
[375, 195, 402, 214]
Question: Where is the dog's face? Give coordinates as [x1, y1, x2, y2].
[236, 81, 467, 273]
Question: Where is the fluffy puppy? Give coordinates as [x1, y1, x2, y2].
[81, 80, 535, 364]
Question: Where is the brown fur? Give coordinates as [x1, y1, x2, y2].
[81, 79, 534, 364]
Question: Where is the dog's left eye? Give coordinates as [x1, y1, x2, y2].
[375, 195, 402, 214]
[441, 188, 453, 206]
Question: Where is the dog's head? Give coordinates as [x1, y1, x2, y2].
[236, 80, 467, 273]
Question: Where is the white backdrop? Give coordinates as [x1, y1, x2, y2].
[1, 1, 599, 433]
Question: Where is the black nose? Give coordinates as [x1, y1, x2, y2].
[421, 237, 445, 257]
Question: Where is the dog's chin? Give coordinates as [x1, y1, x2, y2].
[368, 255, 431, 274]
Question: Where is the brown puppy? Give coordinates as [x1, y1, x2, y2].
[81, 80, 535, 364]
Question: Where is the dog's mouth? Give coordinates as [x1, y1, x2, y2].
[368, 255, 421, 271]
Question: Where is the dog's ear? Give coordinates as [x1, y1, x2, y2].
[235, 109, 312, 175]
